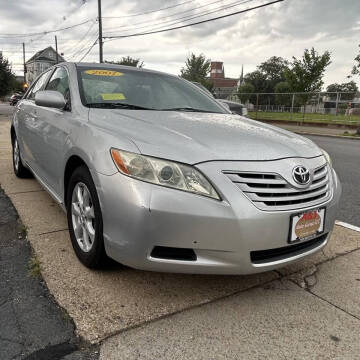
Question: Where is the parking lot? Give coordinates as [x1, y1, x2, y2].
[0, 105, 359, 359]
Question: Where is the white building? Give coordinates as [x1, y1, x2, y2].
[25, 46, 65, 84]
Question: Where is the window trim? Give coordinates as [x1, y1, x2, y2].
[25, 69, 53, 100]
[44, 65, 72, 112]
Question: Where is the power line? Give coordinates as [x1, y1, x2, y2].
[67, 28, 99, 59]
[78, 39, 98, 62]
[103, 0, 196, 19]
[62, 20, 96, 54]
[104, 0, 284, 40]
[104, 0, 255, 36]
[0, 19, 94, 38]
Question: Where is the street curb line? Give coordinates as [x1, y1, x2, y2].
[292, 131, 360, 140]
[335, 221, 360, 232]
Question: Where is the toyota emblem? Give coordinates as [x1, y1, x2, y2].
[292, 166, 310, 185]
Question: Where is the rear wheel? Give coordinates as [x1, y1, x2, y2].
[12, 135, 32, 178]
[66, 166, 106, 268]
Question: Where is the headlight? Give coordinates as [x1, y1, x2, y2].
[110, 148, 220, 200]
[321, 149, 332, 166]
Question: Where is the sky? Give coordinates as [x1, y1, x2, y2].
[0, 0, 359, 88]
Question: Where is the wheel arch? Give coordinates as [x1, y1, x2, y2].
[64, 155, 89, 206]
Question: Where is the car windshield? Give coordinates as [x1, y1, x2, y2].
[77, 67, 226, 113]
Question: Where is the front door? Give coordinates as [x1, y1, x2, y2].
[31, 66, 72, 196]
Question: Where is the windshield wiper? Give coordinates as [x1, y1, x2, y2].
[160, 107, 218, 113]
[86, 103, 156, 110]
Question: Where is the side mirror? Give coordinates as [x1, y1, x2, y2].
[35, 90, 66, 109]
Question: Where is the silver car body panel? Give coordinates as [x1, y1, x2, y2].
[12, 62, 341, 274]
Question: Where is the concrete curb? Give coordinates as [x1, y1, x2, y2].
[293, 131, 360, 140]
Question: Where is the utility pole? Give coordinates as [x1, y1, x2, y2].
[55, 35, 59, 64]
[97, 0, 103, 63]
[22, 42, 26, 84]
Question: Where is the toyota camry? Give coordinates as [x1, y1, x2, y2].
[11, 63, 341, 274]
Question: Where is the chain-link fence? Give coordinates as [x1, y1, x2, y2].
[214, 90, 360, 125]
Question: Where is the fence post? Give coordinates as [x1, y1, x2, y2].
[317, 92, 321, 113]
[290, 93, 295, 121]
[335, 92, 339, 117]
[255, 93, 259, 120]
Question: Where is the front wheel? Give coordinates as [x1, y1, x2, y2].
[66, 166, 106, 268]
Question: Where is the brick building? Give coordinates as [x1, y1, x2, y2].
[209, 61, 239, 98]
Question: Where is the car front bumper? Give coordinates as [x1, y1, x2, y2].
[94, 158, 341, 275]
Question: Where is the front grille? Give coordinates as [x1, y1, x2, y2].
[224, 164, 330, 211]
[250, 233, 328, 264]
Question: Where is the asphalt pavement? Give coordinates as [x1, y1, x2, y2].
[305, 135, 360, 227]
[0, 187, 99, 359]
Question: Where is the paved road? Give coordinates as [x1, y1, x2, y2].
[0, 187, 99, 360]
[305, 135, 360, 227]
[0, 102, 14, 117]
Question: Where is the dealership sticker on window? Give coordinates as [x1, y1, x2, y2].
[84, 70, 123, 76]
[101, 93, 126, 101]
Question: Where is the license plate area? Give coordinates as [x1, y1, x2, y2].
[289, 208, 326, 244]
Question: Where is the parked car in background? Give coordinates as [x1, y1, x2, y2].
[220, 99, 248, 117]
[191, 82, 248, 117]
[9, 93, 23, 106]
[11, 62, 341, 274]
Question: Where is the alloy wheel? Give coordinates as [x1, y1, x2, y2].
[13, 139, 20, 171]
[71, 182, 96, 252]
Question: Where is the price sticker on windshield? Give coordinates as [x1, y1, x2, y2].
[84, 70, 123, 76]
[101, 93, 126, 101]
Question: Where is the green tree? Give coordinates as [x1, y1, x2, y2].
[237, 82, 254, 103]
[284, 48, 331, 93]
[180, 53, 213, 91]
[257, 56, 289, 92]
[243, 56, 289, 93]
[274, 81, 292, 106]
[244, 70, 267, 93]
[0, 53, 15, 97]
[351, 44, 360, 77]
[106, 56, 144, 68]
[326, 81, 358, 100]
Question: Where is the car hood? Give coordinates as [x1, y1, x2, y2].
[89, 109, 322, 164]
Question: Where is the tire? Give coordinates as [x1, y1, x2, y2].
[12, 135, 32, 178]
[66, 166, 106, 268]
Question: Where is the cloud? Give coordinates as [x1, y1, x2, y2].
[0, 0, 359, 87]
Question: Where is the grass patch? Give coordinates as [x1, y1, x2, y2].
[343, 131, 360, 137]
[19, 224, 28, 238]
[248, 111, 360, 125]
[28, 256, 42, 278]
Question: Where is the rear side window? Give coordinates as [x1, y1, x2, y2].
[27, 71, 50, 100]
[46, 67, 70, 102]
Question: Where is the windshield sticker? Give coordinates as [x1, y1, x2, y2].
[101, 93, 126, 101]
[84, 70, 123, 76]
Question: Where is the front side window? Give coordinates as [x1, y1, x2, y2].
[77, 67, 227, 114]
[27, 71, 51, 100]
[46, 67, 70, 102]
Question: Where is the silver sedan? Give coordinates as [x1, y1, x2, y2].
[11, 63, 341, 274]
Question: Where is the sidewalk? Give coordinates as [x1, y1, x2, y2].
[100, 248, 360, 360]
[1, 112, 359, 359]
[261, 121, 359, 138]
